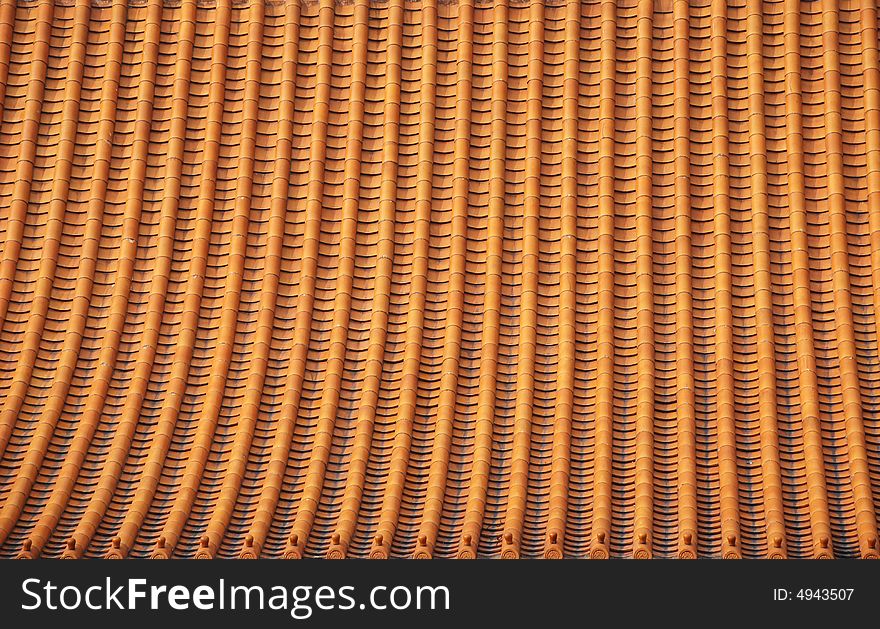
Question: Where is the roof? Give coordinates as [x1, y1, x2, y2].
[0, 0, 879, 559]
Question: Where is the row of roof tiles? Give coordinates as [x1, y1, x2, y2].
[0, 0, 878, 558]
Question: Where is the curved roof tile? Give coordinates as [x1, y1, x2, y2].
[0, 0, 879, 559]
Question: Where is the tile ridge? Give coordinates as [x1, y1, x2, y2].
[16, 0, 128, 560]
[0, 0, 14, 138]
[202, 0, 300, 561]
[283, 0, 370, 560]
[545, 0, 580, 560]
[821, 0, 880, 560]
[672, 0, 697, 561]
[0, 0, 54, 459]
[128, 0, 232, 560]
[412, 0, 474, 560]
[328, 0, 405, 560]
[861, 0, 880, 559]
[61, 0, 164, 559]
[456, 0, 509, 561]
[370, 0, 437, 561]
[745, 0, 787, 560]
[0, 0, 86, 543]
[632, 0, 655, 561]
[590, 0, 617, 561]
[159, 0, 262, 560]
[710, 0, 741, 560]
[243, 0, 334, 559]
[781, 0, 834, 560]
[95, 0, 198, 560]
[500, 0, 543, 561]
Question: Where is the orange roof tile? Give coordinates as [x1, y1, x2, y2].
[0, 0, 879, 559]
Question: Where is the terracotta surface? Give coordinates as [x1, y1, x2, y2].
[0, 0, 880, 559]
